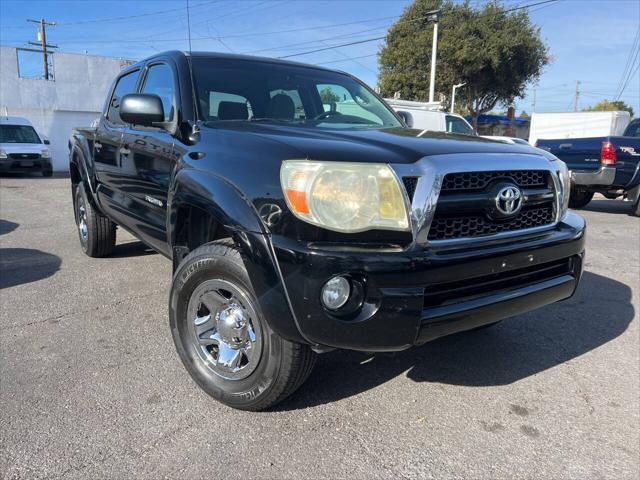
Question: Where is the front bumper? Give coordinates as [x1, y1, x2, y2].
[571, 166, 615, 186]
[0, 157, 51, 174]
[273, 212, 586, 352]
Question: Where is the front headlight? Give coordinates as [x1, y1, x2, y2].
[280, 160, 410, 233]
[41, 149, 51, 158]
[554, 159, 570, 218]
[0, 149, 7, 159]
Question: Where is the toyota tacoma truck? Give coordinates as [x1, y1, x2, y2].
[68, 51, 585, 410]
[536, 118, 640, 215]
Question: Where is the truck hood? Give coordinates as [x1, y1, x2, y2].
[207, 123, 539, 164]
[0, 143, 47, 154]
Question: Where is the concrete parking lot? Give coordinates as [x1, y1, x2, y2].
[1, 176, 638, 479]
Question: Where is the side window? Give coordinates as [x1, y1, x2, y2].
[106, 70, 140, 125]
[141, 63, 176, 122]
[445, 115, 474, 135]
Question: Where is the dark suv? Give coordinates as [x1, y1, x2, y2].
[69, 51, 586, 410]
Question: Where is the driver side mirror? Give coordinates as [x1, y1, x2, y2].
[120, 93, 165, 127]
[43, 139, 50, 145]
[397, 110, 413, 128]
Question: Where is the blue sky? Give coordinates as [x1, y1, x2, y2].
[1, 0, 638, 115]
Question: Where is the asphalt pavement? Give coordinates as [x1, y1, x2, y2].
[1, 176, 638, 479]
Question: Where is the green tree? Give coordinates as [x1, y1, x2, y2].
[583, 99, 634, 118]
[319, 86, 341, 104]
[379, 0, 549, 129]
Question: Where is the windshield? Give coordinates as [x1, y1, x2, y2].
[192, 58, 402, 129]
[0, 124, 41, 144]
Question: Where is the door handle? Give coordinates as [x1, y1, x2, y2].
[559, 143, 573, 149]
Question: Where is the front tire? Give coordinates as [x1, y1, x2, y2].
[74, 182, 116, 257]
[169, 240, 316, 411]
[568, 189, 594, 209]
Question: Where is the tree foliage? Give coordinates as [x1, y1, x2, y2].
[378, 0, 549, 128]
[583, 99, 634, 118]
[319, 86, 342, 104]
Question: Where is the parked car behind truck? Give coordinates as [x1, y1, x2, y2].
[536, 118, 640, 215]
[0, 116, 53, 176]
[69, 51, 586, 410]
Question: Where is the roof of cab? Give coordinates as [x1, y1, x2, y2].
[0, 116, 34, 126]
[124, 50, 343, 75]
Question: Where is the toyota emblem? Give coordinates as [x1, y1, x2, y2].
[495, 185, 522, 216]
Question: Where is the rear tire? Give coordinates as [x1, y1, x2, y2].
[74, 182, 116, 257]
[170, 240, 316, 411]
[568, 189, 594, 209]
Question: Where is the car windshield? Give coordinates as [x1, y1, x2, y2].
[192, 58, 402, 129]
[0, 124, 41, 143]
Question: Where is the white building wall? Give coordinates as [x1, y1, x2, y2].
[0, 46, 133, 171]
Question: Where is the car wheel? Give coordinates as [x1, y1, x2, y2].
[42, 169, 53, 177]
[74, 182, 116, 257]
[568, 189, 594, 209]
[170, 239, 316, 411]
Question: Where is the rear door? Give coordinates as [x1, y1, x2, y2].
[118, 61, 177, 255]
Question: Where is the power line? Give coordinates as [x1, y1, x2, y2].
[614, 26, 639, 100]
[54, 0, 222, 26]
[279, 36, 387, 59]
[316, 53, 378, 65]
[278, 0, 560, 60]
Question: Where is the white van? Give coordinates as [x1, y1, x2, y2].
[384, 98, 475, 136]
[0, 116, 52, 176]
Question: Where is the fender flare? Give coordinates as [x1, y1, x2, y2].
[168, 168, 309, 345]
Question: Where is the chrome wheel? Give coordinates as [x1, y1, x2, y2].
[77, 197, 88, 243]
[187, 279, 262, 380]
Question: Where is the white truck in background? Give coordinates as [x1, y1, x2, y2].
[384, 98, 475, 136]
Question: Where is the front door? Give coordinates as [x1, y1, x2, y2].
[94, 68, 140, 216]
[118, 62, 177, 256]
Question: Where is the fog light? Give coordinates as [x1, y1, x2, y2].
[321, 276, 350, 310]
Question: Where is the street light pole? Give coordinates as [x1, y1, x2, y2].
[450, 82, 466, 112]
[427, 10, 441, 104]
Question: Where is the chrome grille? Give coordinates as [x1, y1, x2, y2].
[428, 170, 556, 242]
[441, 170, 547, 192]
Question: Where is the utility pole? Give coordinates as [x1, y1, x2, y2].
[574, 80, 580, 112]
[450, 82, 466, 112]
[426, 10, 441, 104]
[27, 18, 57, 80]
[533, 88, 536, 113]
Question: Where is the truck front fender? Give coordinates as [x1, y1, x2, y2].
[168, 168, 308, 345]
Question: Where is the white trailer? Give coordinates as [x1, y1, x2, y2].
[528, 111, 631, 146]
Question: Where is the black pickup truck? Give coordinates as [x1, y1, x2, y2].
[536, 118, 640, 215]
[69, 51, 585, 410]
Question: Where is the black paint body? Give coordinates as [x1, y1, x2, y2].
[69, 51, 586, 351]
